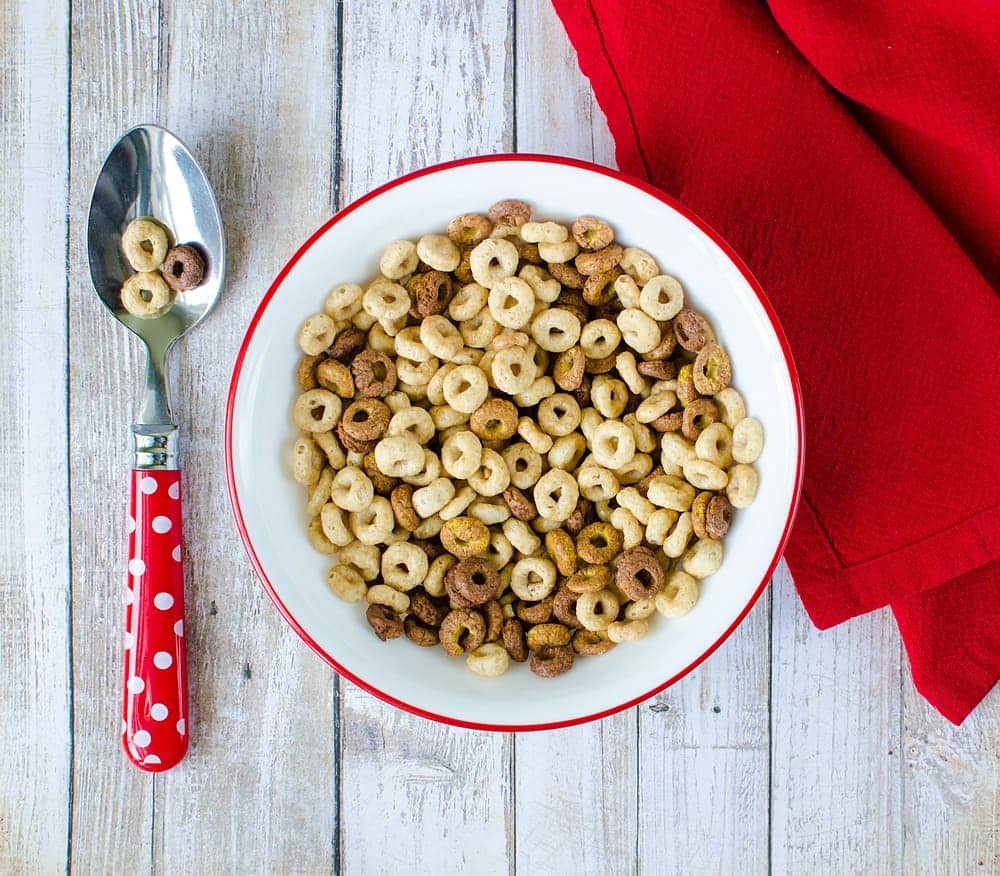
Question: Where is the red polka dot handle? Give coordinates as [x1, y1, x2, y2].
[123, 469, 188, 771]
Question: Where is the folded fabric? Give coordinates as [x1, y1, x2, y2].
[552, 0, 999, 722]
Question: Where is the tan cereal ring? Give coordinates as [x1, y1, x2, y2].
[502, 618, 529, 662]
[572, 630, 615, 656]
[552, 346, 586, 391]
[650, 411, 684, 433]
[390, 484, 421, 531]
[488, 198, 531, 226]
[548, 260, 586, 289]
[691, 490, 713, 540]
[366, 604, 403, 641]
[582, 267, 621, 306]
[572, 216, 614, 251]
[440, 515, 491, 558]
[293, 388, 342, 433]
[526, 623, 572, 650]
[448, 213, 493, 245]
[122, 217, 169, 272]
[351, 349, 398, 398]
[483, 599, 504, 643]
[575, 522, 623, 565]
[564, 564, 612, 594]
[469, 397, 519, 441]
[316, 359, 355, 397]
[439, 608, 487, 656]
[445, 557, 502, 607]
[297, 354, 322, 390]
[575, 243, 623, 276]
[121, 271, 174, 319]
[615, 546, 666, 601]
[544, 528, 577, 577]
[682, 398, 719, 441]
[673, 308, 713, 352]
[637, 359, 677, 381]
[692, 343, 732, 394]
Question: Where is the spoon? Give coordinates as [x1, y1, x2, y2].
[87, 124, 226, 772]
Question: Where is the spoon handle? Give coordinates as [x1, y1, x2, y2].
[122, 469, 188, 771]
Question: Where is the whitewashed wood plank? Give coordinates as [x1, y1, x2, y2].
[67, 0, 161, 868]
[338, 1, 514, 872]
[149, 1, 338, 872]
[512, 5, 637, 874]
[0, 2, 70, 873]
[770, 563, 902, 873]
[902, 670, 999, 873]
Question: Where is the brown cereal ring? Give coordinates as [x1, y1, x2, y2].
[440, 516, 491, 558]
[445, 557, 501, 606]
[572, 216, 614, 251]
[677, 364, 698, 406]
[502, 485, 537, 521]
[366, 604, 403, 641]
[691, 491, 713, 539]
[570, 375, 593, 407]
[705, 495, 733, 539]
[575, 243, 623, 276]
[502, 618, 529, 662]
[591, 303, 622, 323]
[404, 615, 439, 646]
[453, 248, 475, 284]
[336, 421, 376, 454]
[409, 588, 448, 627]
[650, 411, 684, 433]
[553, 290, 588, 323]
[553, 346, 586, 391]
[516, 596, 554, 625]
[635, 465, 665, 497]
[328, 326, 366, 362]
[448, 213, 493, 245]
[297, 354, 322, 390]
[160, 245, 204, 292]
[565, 564, 613, 594]
[544, 529, 577, 577]
[526, 622, 572, 649]
[390, 484, 421, 531]
[515, 240, 542, 265]
[572, 630, 616, 656]
[615, 546, 666, 601]
[673, 308, 712, 352]
[362, 452, 398, 495]
[483, 599, 504, 643]
[548, 260, 586, 289]
[407, 270, 453, 318]
[351, 348, 397, 397]
[637, 359, 677, 381]
[488, 198, 531, 226]
[470, 398, 518, 441]
[530, 645, 575, 678]
[411, 538, 445, 561]
[640, 327, 677, 361]
[576, 522, 623, 565]
[682, 398, 719, 441]
[341, 398, 391, 443]
[692, 343, 732, 394]
[316, 358, 355, 396]
[584, 352, 617, 374]
[552, 588, 584, 629]
[439, 608, 487, 656]
[564, 498, 592, 536]
[582, 267, 621, 306]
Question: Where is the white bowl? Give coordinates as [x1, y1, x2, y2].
[226, 155, 804, 731]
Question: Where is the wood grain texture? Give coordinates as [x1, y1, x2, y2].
[511, 6, 637, 874]
[0, 2, 70, 872]
[67, 0, 161, 868]
[337, 1, 515, 871]
[770, 565, 903, 874]
[151, 1, 338, 871]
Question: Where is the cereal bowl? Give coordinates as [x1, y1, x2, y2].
[226, 155, 804, 730]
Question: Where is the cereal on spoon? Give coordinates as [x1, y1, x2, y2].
[289, 200, 763, 678]
[119, 217, 206, 318]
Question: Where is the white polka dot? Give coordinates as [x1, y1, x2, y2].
[150, 703, 168, 721]
[133, 729, 151, 747]
[127, 516, 136, 534]
[127, 676, 145, 694]
[152, 515, 172, 534]
[173, 619, 184, 637]
[139, 476, 158, 495]
[124, 631, 134, 650]
[125, 588, 135, 606]
[143, 754, 161, 765]
[153, 592, 174, 610]
[168, 481, 180, 500]
[153, 651, 173, 670]
[171, 545, 182, 562]
[128, 558, 146, 576]
[176, 718, 186, 735]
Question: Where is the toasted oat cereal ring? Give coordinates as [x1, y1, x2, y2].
[639, 275, 684, 321]
[515, 240, 542, 265]
[297, 354, 322, 390]
[608, 618, 650, 643]
[533, 469, 580, 522]
[572, 216, 614, 251]
[530, 645, 575, 677]
[502, 618, 529, 662]
[676, 364, 698, 406]
[575, 243, 623, 276]
[488, 276, 535, 329]
[466, 642, 510, 677]
[650, 411, 684, 433]
[515, 596, 554, 625]
[552, 588, 584, 629]
[482, 599, 504, 643]
[591, 420, 636, 470]
[366, 604, 403, 641]
[580, 319, 621, 360]
[341, 398, 390, 443]
[409, 588, 448, 627]
[440, 515, 491, 558]
[470, 397, 518, 441]
[468, 448, 510, 496]
[351, 349, 397, 398]
[121, 271, 174, 319]
[572, 630, 615, 656]
[564, 498, 592, 536]
[448, 213, 493, 245]
[160, 244, 204, 292]
[575, 588, 620, 632]
[526, 622, 572, 650]
[544, 528, 577, 577]
[732, 417, 764, 464]
[552, 346, 586, 391]
[640, 327, 677, 361]
[452, 248, 475, 284]
[417, 234, 461, 272]
[617, 308, 661, 355]
[122, 217, 169, 272]
[404, 615, 439, 647]
[582, 267, 620, 306]
[293, 388, 342, 433]
[316, 358, 354, 397]
[714, 386, 746, 429]
[547, 260, 585, 289]
[488, 198, 531, 226]
[565, 564, 611, 596]
[406, 270, 453, 318]
[538, 394, 581, 438]
[615, 546, 666, 601]
[531, 308, 582, 352]
[439, 608, 487, 656]
[693, 343, 732, 394]
[470, 238, 520, 288]
[682, 398, 719, 441]
[443, 364, 490, 413]
[637, 359, 677, 381]
[502, 441, 543, 490]
[683, 538, 724, 579]
[390, 484, 421, 531]
[584, 352, 617, 375]
[706, 495, 733, 539]
[576, 522, 623, 565]
[492, 345, 537, 394]
[726, 463, 758, 508]
[673, 308, 713, 352]
[510, 556, 557, 602]
[445, 557, 501, 607]
[691, 490, 713, 540]
[328, 326, 366, 362]
[502, 485, 537, 521]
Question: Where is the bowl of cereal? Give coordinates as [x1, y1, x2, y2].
[226, 155, 803, 730]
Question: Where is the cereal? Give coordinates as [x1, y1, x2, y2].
[662, 511, 694, 558]
[572, 216, 614, 251]
[732, 417, 764, 464]
[379, 240, 419, 280]
[488, 198, 531, 226]
[440, 515, 490, 558]
[417, 234, 460, 272]
[488, 276, 535, 329]
[467, 643, 510, 677]
[316, 359, 354, 397]
[445, 557, 501, 606]
[673, 308, 713, 352]
[468, 448, 511, 496]
[620, 247, 659, 284]
[682, 458, 728, 491]
[441, 430, 483, 480]
[646, 474, 695, 512]
[695, 422, 734, 469]
[682, 538, 724, 579]
[374, 435, 424, 478]
[607, 619, 649, 643]
[591, 420, 635, 469]
[615, 546, 666, 600]
[531, 308, 582, 352]
[576, 522, 623, 565]
[161, 245, 205, 291]
[291, 437, 324, 486]
[470, 238, 519, 288]
[537, 239, 579, 264]
[443, 364, 489, 413]
[470, 398, 519, 441]
[381, 542, 429, 592]
[510, 556, 557, 601]
[121, 271, 174, 319]
[327, 564, 367, 602]
[366, 604, 404, 640]
[439, 608, 487, 656]
[331, 466, 375, 512]
[351, 349, 397, 398]
[293, 388, 341, 433]
[575, 589, 620, 632]
[714, 387, 746, 429]
[552, 346, 586, 392]
[405, 616, 440, 646]
[726, 463, 759, 508]
[682, 398, 719, 441]
[502, 485, 537, 521]
[533, 469, 579, 522]
[530, 645, 575, 677]
[122, 218, 169, 272]
[639, 275, 684, 321]
[572, 630, 615, 656]
[616, 308, 661, 354]
[503, 441, 543, 488]
[492, 345, 537, 394]
[448, 213, 492, 245]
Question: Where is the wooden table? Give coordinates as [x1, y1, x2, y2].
[3, 1, 997, 872]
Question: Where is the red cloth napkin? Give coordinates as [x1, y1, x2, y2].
[552, 0, 1000, 723]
